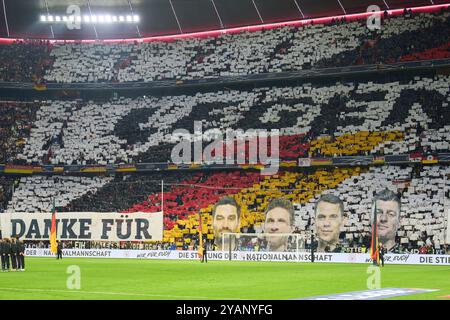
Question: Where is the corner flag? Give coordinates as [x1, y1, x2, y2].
[50, 198, 58, 254]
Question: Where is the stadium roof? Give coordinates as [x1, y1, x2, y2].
[0, 0, 449, 40]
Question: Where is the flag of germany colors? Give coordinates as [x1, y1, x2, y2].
[50, 199, 58, 254]
[198, 212, 203, 259]
[370, 203, 380, 266]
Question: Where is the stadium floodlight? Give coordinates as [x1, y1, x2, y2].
[40, 12, 140, 24]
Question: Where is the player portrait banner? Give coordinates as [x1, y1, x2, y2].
[0, 212, 163, 241]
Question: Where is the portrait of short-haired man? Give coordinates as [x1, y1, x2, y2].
[314, 194, 345, 253]
[371, 189, 401, 253]
[263, 198, 295, 252]
[212, 196, 241, 251]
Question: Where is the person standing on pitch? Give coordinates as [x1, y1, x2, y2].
[201, 241, 208, 263]
[2, 239, 11, 271]
[378, 243, 385, 267]
[10, 237, 18, 271]
[56, 241, 63, 260]
[310, 234, 316, 263]
[1, 238, 9, 272]
[17, 238, 25, 271]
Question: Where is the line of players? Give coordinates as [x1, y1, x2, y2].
[0, 237, 26, 272]
[212, 189, 401, 253]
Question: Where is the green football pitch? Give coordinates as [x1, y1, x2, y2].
[0, 257, 449, 300]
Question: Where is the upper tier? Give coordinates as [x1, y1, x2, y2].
[0, 9, 449, 84]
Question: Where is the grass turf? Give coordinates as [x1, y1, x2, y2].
[0, 257, 449, 300]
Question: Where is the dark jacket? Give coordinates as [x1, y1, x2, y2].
[10, 242, 18, 255]
[18, 241, 25, 254]
[2, 242, 11, 255]
[0, 241, 5, 255]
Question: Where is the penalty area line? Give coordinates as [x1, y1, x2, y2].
[0, 287, 243, 300]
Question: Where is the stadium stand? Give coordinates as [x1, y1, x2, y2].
[301, 165, 449, 253]
[0, 176, 14, 213]
[4, 164, 448, 253]
[0, 40, 52, 83]
[318, 9, 450, 67]
[6, 175, 113, 213]
[44, 10, 450, 83]
[0, 9, 448, 84]
[399, 42, 450, 62]
[11, 74, 450, 165]
[0, 101, 40, 164]
[61, 172, 197, 214]
[0, 5, 449, 257]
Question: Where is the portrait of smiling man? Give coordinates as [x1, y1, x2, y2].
[212, 196, 241, 251]
[314, 194, 345, 252]
[372, 189, 401, 253]
[264, 198, 295, 252]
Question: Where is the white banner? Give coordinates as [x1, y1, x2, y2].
[0, 212, 163, 241]
[24, 249, 450, 265]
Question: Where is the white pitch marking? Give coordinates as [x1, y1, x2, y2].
[0, 287, 243, 300]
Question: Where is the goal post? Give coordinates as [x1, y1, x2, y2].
[221, 232, 307, 260]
